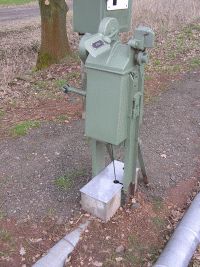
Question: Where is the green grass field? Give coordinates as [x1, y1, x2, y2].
[0, 0, 35, 5]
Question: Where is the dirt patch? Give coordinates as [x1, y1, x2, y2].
[0, 213, 89, 267]
[0, 96, 82, 138]
[69, 178, 200, 267]
[70, 192, 168, 267]
[166, 177, 198, 207]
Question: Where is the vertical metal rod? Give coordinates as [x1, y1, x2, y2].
[81, 61, 87, 119]
[138, 142, 149, 185]
[123, 71, 140, 192]
[111, 145, 117, 182]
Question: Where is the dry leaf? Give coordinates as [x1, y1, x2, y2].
[92, 261, 103, 267]
[19, 246, 26, 256]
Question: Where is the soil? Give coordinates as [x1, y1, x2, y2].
[69, 179, 200, 267]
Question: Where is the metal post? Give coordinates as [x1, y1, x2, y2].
[123, 71, 141, 193]
[138, 141, 149, 185]
[91, 139, 106, 177]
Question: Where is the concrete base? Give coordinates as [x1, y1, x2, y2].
[80, 161, 124, 222]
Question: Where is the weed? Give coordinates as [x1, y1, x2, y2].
[145, 75, 152, 81]
[152, 216, 166, 229]
[9, 99, 19, 108]
[34, 80, 48, 90]
[0, 0, 35, 5]
[103, 254, 117, 267]
[144, 90, 153, 103]
[182, 25, 195, 38]
[55, 79, 67, 88]
[55, 169, 86, 190]
[190, 24, 200, 31]
[0, 210, 5, 220]
[152, 196, 163, 212]
[124, 235, 147, 266]
[0, 109, 5, 119]
[168, 52, 177, 60]
[47, 208, 55, 217]
[125, 253, 142, 266]
[65, 71, 80, 81]
[154, 60, 161, 66]
[55, 175, 73, 190]
[56, 114, 70, 122]
[147, 247, 160, 263]
[172, 65, 181, 73]
[0, 229, 12, 243]
[190, 58, 200, 68]
[128, 235, 139, 247]
[176, 37, 184, 48]
[10, 120, 40, 137]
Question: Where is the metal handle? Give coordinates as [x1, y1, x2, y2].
[62, 85, 86, 97]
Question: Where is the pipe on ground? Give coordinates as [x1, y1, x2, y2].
[153, 192, 200, 267]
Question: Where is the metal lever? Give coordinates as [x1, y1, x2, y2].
[62, 85, 86, 96]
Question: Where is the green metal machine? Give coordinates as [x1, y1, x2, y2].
[63, 0, 155, 197]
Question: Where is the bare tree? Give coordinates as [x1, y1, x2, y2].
[37, 0, 71, 69]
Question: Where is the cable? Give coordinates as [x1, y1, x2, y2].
[110, 144, 123, 185]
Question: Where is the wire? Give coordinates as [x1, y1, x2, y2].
[111, 144, 117, 182]
[110, 144, 123, 185]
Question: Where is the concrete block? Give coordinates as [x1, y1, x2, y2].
[80, 161, 124, 222]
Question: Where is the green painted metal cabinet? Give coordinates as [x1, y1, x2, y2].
[73, 0, 133, 34]
[85, 43, 134, 145]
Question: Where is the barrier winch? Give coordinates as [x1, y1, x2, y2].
[63, 0, 155, 219]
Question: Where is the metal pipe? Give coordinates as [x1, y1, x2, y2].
[62, 85, 86, 96]
[154, 193, 200, 267]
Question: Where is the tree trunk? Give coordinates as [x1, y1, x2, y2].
[37, 0, 71, 69]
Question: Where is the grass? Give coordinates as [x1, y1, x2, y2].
[103, 254, 117, 267]
[152, 217, 166, 229]
[133, 0, 200, 32]
[54, 169, 86, 190]
[0, 0, 35, 5]
[55, 79, 67, 88]
[124, 236, 146, 266]
[0, 210, 5, 220]
[55, 175, 73, 190]
[56, 114, 70, 123]
[10, 120, 40, 137]
[148, 247, 160, 263]
[190, 58, 200, 68]
[0, 109, 5, 119]
[151, 196, 164, 212]
[0, 229, 12, 243]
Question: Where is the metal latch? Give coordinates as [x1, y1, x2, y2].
[132, 92, 142, 118]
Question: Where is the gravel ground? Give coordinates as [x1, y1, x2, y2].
[0, 70, 199, 221]
[141, 70, 200, 195]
